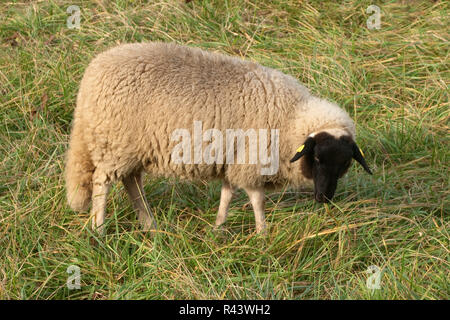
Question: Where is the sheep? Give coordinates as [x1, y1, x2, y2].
[65, 42, 372, 235]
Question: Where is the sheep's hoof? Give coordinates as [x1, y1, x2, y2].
[255, 226, 268, 236]
[140, 220, 157, 235]
[91, 223, 106, 237]
[213, 223, 227, 232]
[213, 224, 230, 237]
[138, 210, 157, 233]
[211, 224, 229, 241]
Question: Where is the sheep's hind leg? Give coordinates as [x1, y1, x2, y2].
[214, 181, 235, 230]
[244, 187, 267, 235]
[122, 171, 157, 232]
[91, 170, 111, 234]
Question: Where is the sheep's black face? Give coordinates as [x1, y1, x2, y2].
[290, 132, 372, 203]
[310, 134, 353, 202]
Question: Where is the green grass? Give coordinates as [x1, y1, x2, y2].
[0, 0, 448, 299]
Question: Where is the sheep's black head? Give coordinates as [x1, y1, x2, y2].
[290, 132, 372, 203]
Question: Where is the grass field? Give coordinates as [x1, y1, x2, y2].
[0, 0, 448, 299]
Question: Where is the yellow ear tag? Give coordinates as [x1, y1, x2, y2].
[296, 145, 305, 153]
[359, 147, 365, 157]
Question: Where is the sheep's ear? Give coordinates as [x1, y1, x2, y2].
[290, 137, 315, 163]
[352, 143, 372, 175]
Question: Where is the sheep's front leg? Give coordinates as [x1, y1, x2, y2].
[91, 170, 111, 234]
[214, 181, 235, 229]
[244, 187, 267, 234]
[122, 171, 157, 232]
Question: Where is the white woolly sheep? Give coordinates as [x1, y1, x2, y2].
[66, 42, 372, 234]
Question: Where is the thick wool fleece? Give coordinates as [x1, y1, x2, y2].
[66, 42, 355, 211]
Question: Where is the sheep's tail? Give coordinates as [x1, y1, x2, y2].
[65, 120, 94, 212]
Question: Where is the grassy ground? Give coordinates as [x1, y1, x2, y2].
[0, 0, 448, 299]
